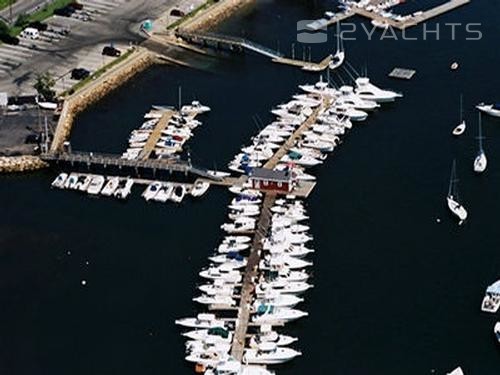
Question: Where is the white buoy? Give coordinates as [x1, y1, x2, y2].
[436, 218, 441, 223]
[81, 280, 87, 286]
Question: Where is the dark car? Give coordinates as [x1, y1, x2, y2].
[0, 34, 20, 45]
[54, 6, 76, 17]
[71, 68, 90, 80]
[170, 9, 185, 17]
[28, 21, 48, 31]
[102, 46, 121, 57]
[69, 2, 84, 10]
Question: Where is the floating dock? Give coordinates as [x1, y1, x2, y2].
[138, 110, 175, 159]
[388, 67, 416, 80]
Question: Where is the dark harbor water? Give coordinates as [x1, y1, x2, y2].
[1, 1, 500, 374]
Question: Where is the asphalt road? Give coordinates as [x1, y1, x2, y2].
[0, 0, 48, 23]
[0, 0, 180, 95]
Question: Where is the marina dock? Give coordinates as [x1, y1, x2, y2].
[230, 193, 276, 361]
[138, 110, 175, 159]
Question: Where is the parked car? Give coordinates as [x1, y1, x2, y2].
[170, 9, 185, 17]
[69, 2, 84, 10]
[0, 34, 20, 45]
[28, 21, 48, 31]
[102, 46, 121, 57]
[71, 68, 90, 80]
[20, 27, 40, 39]
[54, 6, 76, 17]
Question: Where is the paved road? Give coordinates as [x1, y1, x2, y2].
[0, 0, 182, 95]
[0, 0, 48, 23]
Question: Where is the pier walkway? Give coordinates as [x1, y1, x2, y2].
[175, 30, 332, 71]
[139, 110, 175, 160]
[40, 152, 223, 181]
[230, 193, 276, 361]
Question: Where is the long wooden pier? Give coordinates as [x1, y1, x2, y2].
[175, 30, 333, 71]
[139, 110, 175, 160]
[40, 151, 222, 181]
[230, 193, 276, 361]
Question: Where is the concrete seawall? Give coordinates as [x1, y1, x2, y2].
[0, 156, 48, 173]
[182, 0, 256, 31]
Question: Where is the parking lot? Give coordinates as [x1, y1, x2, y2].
[0, 0, 177, 96]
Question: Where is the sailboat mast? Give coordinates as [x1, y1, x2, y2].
[478, 112, 483, 151]
[448, 159, 456, 196]
[459, 94, 463, 122]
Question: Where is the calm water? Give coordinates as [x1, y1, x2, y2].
[1, 1, 500, 374]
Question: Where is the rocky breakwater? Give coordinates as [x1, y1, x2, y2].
[0, 156, 48, 173]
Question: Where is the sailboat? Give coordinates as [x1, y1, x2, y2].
[452, 95, 466, 136]
[447, 160, 468, 225]
[473, 113, 487, 173]
[329, 22, 345, 70]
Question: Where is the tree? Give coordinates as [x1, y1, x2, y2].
[15, 13, 30, 29]
[0, 20, 9, 37]
[34, 72, 56, 101]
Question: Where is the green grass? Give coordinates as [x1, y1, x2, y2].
[167, 0, 216, 30]
[9, 0, 73, 35]
[60, 48, 135, 97]
[0, 0, 16, 12]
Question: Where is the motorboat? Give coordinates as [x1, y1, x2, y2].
[217, 241, 250, 253]
[254, 293, 304, 308]
[446, 367, 464, 375]
[204, 359, 275, 375]
[170, 185, 186, 203]
[100, 176, 120, 196]
[193, 294, 236, 306]
[51, 172, 68, 189]
[185, 350, 229, 368]
[249, 329, 298, 349]
[183, 327, 232, 343]
[337, 85, 379, 111]
[256, 280, 313, 295]
[446, 160, 467, 225]
[175, 313, 226, 329]
[191, 181, 210, 197]
[354, 77, 402, 102]
[263, 267, 310, 283]
[181, 100, 211, 115]
[142, 181, 162, 201]
[209, 252, 247, 268]
[153, 184, 174, 203]
[77, 175, 93, 192]
[243, 343, 301, 365]
[64, 173, 79, 189]
[261, 255, 312, 271]
[473, 114, 487, 173]
[329, 104, 368, 122]
[481, 280, 500, 313]
[198, 280, 237, 296]
[114, 178, 134, 199]
[298, 138, 335, 152]
[231, 195, 262, 206]
[476, 103, 500, 117]
[281, 151, 322, 167]
[199, 265, 242, 283]
[87, 175, 105, 195]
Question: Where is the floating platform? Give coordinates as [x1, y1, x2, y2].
[388, 68, 416, 80]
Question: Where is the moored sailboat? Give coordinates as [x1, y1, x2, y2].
[446, 160, 467, 225]
[473, 113, 487, 173]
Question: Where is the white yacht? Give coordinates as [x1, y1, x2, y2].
[256, 280, 313, 295]
[243, 343, 301, 365]
[329, 104, 368, 122]
[494, 322, 500, 343]
[77, 174, 93, 192]
[175, 313, 226, 329]
[249, 326, 298, 348]
[481, 280, 500, 313]
[298, 138, 335, 152]
[142, 181, 162, 201]
[183, 327, 232, 343]
[193, 294, 236, 306]
[280, 152, 322, 167]
[452, 95, 466, 136]
[185, 350, 228, 368]
[473, 114, 487, 173]
[153, 184, 174, 203]
[181, 100, 211, 115]
[191, 181, 210, 197]
[64, 173, 79, 189]
[114, 178, 134, 200]
[218, 241, 250, 253]
[221, 217, 256, 234]
[199, 265, 242, 283]
[87, 175, 105, 195]
[354, 77, 402, 102]
[476, 103, 500, 118]
[337, 85, 379, 111]
[51, 173, 68, 189]
[261, 255, 312, 271]
[170, 185, 186, 203]
[446, 367, 464, 375]
[254, 293, 303, 308]
[100, 176, 120, 196]
[209, 253, 247, 268]
[446, 160, 467, 225]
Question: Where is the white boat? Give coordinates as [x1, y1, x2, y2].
[114, 178, 134, 199]
[452, 94, 466, 136]
[371, 19, 390, 29]
[193, 294, 236, 306]
[200, 264, 242, 282]
[337, 85, 379, 111]
[218, 241, 250, 253]
[473, 114, 487, 173]
[181, 100, 211, 115]
[175, 313, 226, 329]
[204, 359, 275, 375]
[100, 176, 120, 196]
[170, 185, 186, 203]
[153, 184, 174, 202]
[221, 217, 256, 234]
[199, 281, 237, 296]
[51, 172, 68, 189]
[64, 173, 79, 189]
[329, 104, 368, 122]
[261, 255, 312, 270]
[446, 367, 464, 375]
[77, 175, 93, 192]
[354, 77, 402, 102]
[249, 326, 298, 348]
[185, 350, 229, 368]
[256, 281, 313, 295]
[183, 327, 232, 343]
[254, 293, 303, 308]
[191, 181, 210, 197]
[476, 103, 500, 118]
[38, 101, 58, 110]
[481, 280, 500, 313]
[142, 181, 162, 201]
[243, 343, 301, 365]
[446, 160, 467, 225]
[281, 152, 322, 167]
[494, 322, 500, 343]
[87, 175, 105, 195]
[329, 22, 345, 70]
[209, 253, 247, 268]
